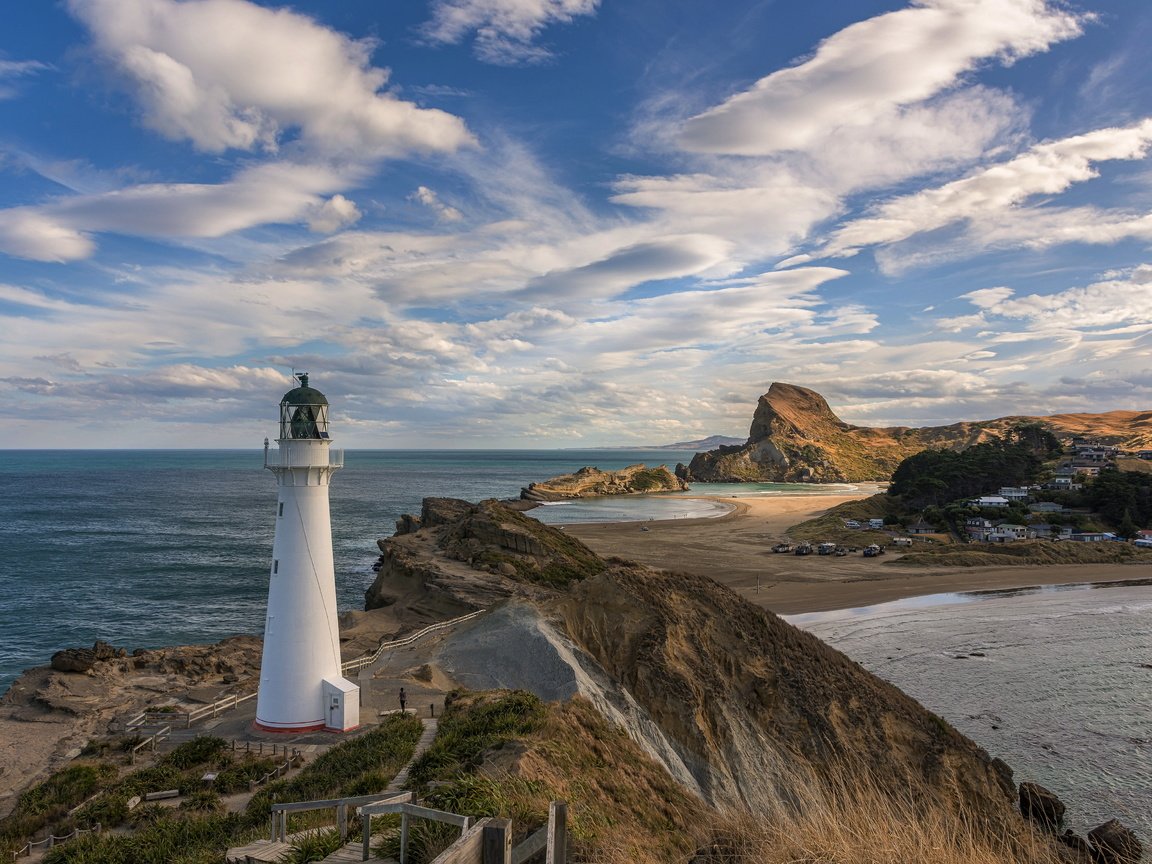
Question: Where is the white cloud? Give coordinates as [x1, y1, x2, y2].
[0, 162, 365, 260]
[959, 267, 1152, 332]
[821, 119, 1152, 259]
[0, 209, 95, 262]
[679, 0, 1081, 156]
[422, 0, 600, 65]
[306, 194, 362, 234]
[409, 186, 463, 222]
[68, 0, 473, 157]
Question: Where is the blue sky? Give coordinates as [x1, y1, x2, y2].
[2, 0, 1152, 448]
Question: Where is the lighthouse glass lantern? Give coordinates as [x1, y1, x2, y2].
[255, 373, 359, 733]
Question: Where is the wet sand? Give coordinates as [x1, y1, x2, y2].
[565, 493, 1152, 615]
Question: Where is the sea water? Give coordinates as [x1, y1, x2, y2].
[0, 448, 700, 691]
[788, 583, 1152, 837]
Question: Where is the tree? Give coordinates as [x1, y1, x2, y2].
[1119, 508, 1137, 540]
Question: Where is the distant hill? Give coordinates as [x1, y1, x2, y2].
[686, 382, 1152, 483]
[648, 435, 746, 450]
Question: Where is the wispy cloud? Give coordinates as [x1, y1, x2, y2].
[678, 0, 1082, 156]
[421, 0, 600, 65]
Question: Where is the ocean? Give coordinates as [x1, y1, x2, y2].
[788, 583, 1152, 837]
[2, 449, 1148, 837]
[0, 448, 702, 692]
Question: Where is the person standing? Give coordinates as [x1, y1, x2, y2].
[399, 687, 407, 713]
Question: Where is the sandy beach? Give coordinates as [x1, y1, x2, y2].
[565, 491, 1152, 615]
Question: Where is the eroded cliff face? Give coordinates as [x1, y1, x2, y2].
[686, 382, 1152, 482]
[557, 565, 1015, 820]
[364, 498, 1020, 827]
[521, 464, 688, 501]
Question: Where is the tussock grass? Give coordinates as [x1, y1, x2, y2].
[695, 765, 1063, 864]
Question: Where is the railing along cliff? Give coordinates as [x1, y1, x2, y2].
[341, 609, 486, 676]
[10, 824, 101, 860]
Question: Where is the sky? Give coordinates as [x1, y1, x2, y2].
[2, 0, 1152, 448]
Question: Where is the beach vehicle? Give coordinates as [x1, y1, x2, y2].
[817, 542, 837, 555]
[862, 543, 884, 557]
[771, 542, 793, 553]
[794, 542, 813, 556]
[835, 546, 848, 557]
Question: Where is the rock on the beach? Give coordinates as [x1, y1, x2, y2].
[1019, 781, 1065, 831]
[50, 640, 125, 674]
[1087, 819, 1143, 864]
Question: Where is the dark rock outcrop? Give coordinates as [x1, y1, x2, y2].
[1020, 781, 1065, 831]
[50, 640, 126, 674]
[1088, 820, 1143, 864]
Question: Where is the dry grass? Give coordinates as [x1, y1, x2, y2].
[695, 764, 1062, 864]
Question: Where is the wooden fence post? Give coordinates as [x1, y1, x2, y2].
[482, 819, 511, 864]
[546, 802, 567, 864]
[362, 812, 372, 862]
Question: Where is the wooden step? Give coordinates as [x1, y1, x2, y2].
[224, 838, 293, 863]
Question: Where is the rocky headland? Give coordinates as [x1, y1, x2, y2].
[519, 462, 687, 501]
[359, 497, 1142, 859]
[683, 382, 1152, 483]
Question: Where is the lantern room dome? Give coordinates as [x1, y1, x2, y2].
[280, 372, 328, 407]
[278, 373, 331, 440]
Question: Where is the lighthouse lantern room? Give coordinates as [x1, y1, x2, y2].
[255, 373, 359, 733]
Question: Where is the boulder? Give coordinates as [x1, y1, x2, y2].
[1057, 830, 1093, 864]
[1019, 781, 1065, 830]
[50, 640, 125, 674]
[1087, 819, 1143, 864]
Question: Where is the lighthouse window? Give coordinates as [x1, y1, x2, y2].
[273, 560, 279, 574]
[278, 502, 284, 517]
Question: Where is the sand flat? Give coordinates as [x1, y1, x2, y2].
[565, 492, 1152, 615]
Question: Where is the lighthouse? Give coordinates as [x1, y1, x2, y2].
[255, 373, 359, 733]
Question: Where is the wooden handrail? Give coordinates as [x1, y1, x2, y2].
[341, 610, 486, 675]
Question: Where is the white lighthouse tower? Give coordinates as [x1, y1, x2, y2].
[255, 373, 359, 733]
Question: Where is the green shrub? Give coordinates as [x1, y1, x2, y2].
[407, 691, 544, 786]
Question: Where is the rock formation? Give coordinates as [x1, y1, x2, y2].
[521, 463, 688, 501]
[369, 498, 1020, 823]
[0, 637, 261, 816]
[685, 382, 1152, 483]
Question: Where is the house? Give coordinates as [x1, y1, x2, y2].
[965, 517, 994, 541]
[988, 524, 1030, 542]
[1069, 532, 1108, 542]
[1033, 523, 1075, 540]
[907, 521, 937, 535]
[1138, 450, 1152, 460]
[867, 518, 884, 530]
[1048, 476, 1082, 491]
[974, 496, 1010, 508]
[1029, 501, 1064, 513]
[999, 487, 1030, 503]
